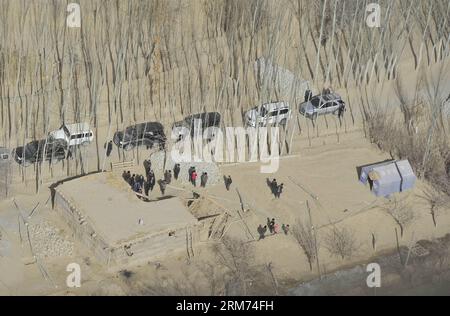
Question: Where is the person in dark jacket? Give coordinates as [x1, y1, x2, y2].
[257, 224, 265, 240]
[144, 180, 151, 196]
[164, 170, 172, 184]
[173, 163, 181, 180]
[188, 166, 195, 183]
[200, 172, 208, 187]
[270, 179, 278, 196]
[144, 159, 152, 175]
[148, 171, 156, 191]
[159, 179, 167, 196]
[225, 175, 232, 191]
[130, 174, 136, 187]
[276, 183, 284, 198]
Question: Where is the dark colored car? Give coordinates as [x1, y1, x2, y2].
[172, 112, 221, 141]
[113, 122, 166, 151]
[13, 139, 67, 166]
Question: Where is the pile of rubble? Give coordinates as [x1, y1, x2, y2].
[28, 221, 74, 259]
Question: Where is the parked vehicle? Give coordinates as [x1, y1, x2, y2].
[299, 92, 346, 119]
[13, 140, 67, 166]
[244, 102, 290, 127]
[172, 112, 221, 141]
[48, 123, 94, 147]
[113, 122, 166, 151]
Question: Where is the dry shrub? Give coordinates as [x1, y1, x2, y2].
[381, 198, 415, 237]
[134, 236, 278, 296]
[364, 107, 450, 196]
[420, 186, 450, 227]
[324, 226, 358, 260]
[292, 218, 318, 270]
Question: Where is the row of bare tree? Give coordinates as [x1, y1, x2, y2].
[0, 0, 448, 192]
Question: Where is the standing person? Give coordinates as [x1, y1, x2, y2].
[270, 218, 276, 234]
[271, 179, 278, 196]
[268, 218, 274, 234]
[144, 159, 151, 175]
[200, 172, 208, 187]
[133, 181, 141, 193]
[225, 175, 232, 191]
[188, 166, 194, 183]
[149, 171, 156, 191]
[273, 223, 279, 234]
[282, 224, 290, 235]
[173, 163, 181, 180]
[165, 170, 172, 184]
[164, 170, 169, 183]
[191, 169, 198, 187]
[159, 180, 167, 196]
[144, 180, 151, 197]
[130, 174, 136, 187]
[276, 183, 284, 198]
[338, 103, 345, 120]
[106, 141, 113, 157]
[257, 225, 265, 240]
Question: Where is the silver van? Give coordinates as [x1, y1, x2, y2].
[299, 92, 346, 119]
[244, 101, 291, 127]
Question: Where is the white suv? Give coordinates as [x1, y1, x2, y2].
[245, 101, 291, 127]
[48, 123, 94, 147]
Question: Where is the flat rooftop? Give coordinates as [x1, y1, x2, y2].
[57, 172, 198, 246]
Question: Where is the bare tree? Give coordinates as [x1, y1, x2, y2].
[419, 186, 450, 227]
[292, 218, 318, 270]
[324, 225, 358, 260]
[381, 198, 415, 238]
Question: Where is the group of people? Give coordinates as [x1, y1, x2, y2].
[187, 167, 208, 188]
[123, 160, 217, 198]
[122, 171, 154, 196]
[257, 218, 290, 240]
[121, 159, 159, 197]
[268, 178, 284, 198]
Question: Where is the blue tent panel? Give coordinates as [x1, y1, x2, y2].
[395, 160, 416, 192]
[359, 160, 394, 185]
[371, 163, 402, 197]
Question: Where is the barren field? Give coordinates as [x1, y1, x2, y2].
[0, 0, 449, 296]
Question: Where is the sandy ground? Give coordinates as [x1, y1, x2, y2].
[0, 58, 449, 295]
[1, 124, 449, 295]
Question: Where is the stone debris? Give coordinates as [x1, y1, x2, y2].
[28, 221, 74, 259]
